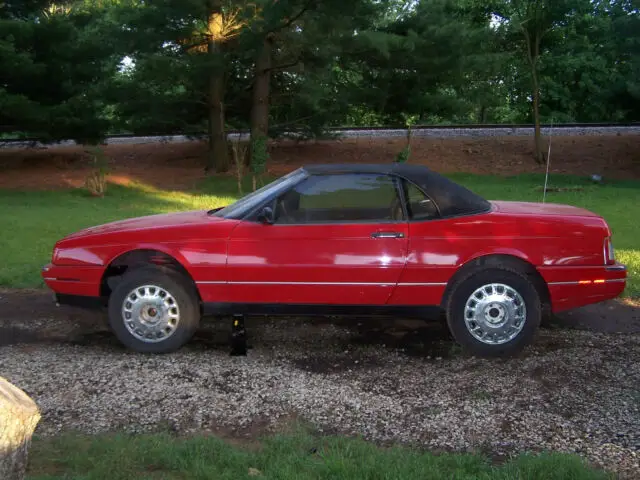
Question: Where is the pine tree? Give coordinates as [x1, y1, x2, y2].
[0, 0, 118, 144]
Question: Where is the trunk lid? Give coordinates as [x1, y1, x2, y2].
[490, 201, 600, 218]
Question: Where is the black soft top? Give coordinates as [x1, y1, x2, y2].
[301, 163, 491, 218]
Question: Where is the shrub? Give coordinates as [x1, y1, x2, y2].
[84, 146, 108, 197]
[395, 114, 419, 163]
[230, 136, 249, 195]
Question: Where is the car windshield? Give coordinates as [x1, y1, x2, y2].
[210, 168, 308, 219]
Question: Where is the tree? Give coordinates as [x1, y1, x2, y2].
[238, 0, 384, 160]
[342, 0, 500, 125]
[611, 0, 640, 120]
[244, 1, 313, 145]
[204, 1, 238, 173]
[0, 1, 119, 144]
[493, 0, 579, 163]
[115, 0, 372, 173]
[538, 1, 628, 122]
[114, 0, 250, 172]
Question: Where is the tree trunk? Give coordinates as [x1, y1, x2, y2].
[531, 68, 544, 164]
[207, 64, 228, 173]
[206, 2, 228, 173]
[478, 105, 487, 124]
[0, 377, 41, 480]
[523, 27, 545, 165]
[247, 36, 273, 166]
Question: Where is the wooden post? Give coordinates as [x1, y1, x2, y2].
[0, 377, 41, 480]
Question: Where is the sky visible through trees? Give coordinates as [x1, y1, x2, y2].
[1, 0, 639, 170]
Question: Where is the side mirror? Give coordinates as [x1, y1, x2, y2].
[257, 206, 275, 224]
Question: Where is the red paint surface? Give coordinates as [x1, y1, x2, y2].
[42, 201, 626, 313]
[226, 222, 409, 304]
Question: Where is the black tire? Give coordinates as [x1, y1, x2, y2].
[107, 266, 200, 353]
[445, 267, 541, 358]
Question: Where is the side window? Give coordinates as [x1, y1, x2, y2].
[402, 180, 439, 220]
[274, 173, 404, 224]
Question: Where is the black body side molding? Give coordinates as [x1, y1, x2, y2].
[54, 295, 445, 320]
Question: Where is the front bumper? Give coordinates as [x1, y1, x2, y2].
[42, 263, 103, 298]
[54, 293, 106, 310]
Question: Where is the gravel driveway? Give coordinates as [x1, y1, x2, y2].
[1, 289, 639, 477]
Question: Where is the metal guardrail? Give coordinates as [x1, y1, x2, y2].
[1, 123, 639, 147]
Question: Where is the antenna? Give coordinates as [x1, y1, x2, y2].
[542, 120, 553, 204]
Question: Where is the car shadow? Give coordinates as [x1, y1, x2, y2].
[550, 298, 640, 334]
[1, 289, 637, 355]
[332, 316, 458, 359]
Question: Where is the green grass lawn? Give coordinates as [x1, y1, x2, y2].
[27, 430, 611, 480]
[0, 173, 638, 296]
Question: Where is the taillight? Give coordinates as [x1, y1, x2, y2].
[604, 237, 615, 264]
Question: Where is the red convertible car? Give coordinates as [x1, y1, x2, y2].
[42, 164, 626, 357]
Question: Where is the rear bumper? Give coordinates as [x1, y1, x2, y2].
[542, 263, 627, 312]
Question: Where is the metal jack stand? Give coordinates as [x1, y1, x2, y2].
[230, 314, 247, 356]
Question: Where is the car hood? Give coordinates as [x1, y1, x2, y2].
[490, 201, 600, 218]
[62, 210, 224, 241]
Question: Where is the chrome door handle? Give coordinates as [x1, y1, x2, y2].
[371, 232, 405, 239]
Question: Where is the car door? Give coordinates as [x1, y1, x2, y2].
[388, 178, 457, 306]
[226, 172, 409, 305]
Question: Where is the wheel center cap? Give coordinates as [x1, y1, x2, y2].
[484, 303, 506, 325]
[140, 303, 163, 324]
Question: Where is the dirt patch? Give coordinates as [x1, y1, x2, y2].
[0, 326, 43, 346]
[0, 134, 638, 190]
[553, 298, 640, 333]
[0, 288, 109, 347]
[292, 350, 383, 374]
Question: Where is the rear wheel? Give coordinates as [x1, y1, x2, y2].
[445, 267, 541, 357]
[107, 266, 200, 353]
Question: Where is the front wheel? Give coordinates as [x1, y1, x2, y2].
[445, 268, 541, 357]
[108, 266, 200, 353]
